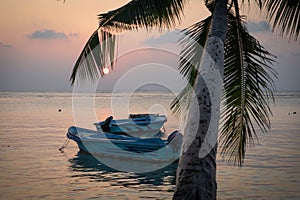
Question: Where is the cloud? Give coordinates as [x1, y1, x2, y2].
[27, 29, 78, 40]
[143, 29, 182, 45]
[0, 41, 12, 48]
[68, 32, 78, 37]
[247, 21, 271, 33]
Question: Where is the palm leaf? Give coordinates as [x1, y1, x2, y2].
[71, 0, 187, 85]
[170, 6, 277, 166]
[220, 11, 277, 166]
[170, 0, 213, 115]
[264, 0, 300, 41]
[170, 16, 211, 116]
[70, 30, 117, 85]
[98, 0, 186, 31]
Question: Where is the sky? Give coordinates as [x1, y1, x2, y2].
[0, 0, 299, 92]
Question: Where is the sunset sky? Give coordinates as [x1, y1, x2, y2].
[0, 0, 299, 91]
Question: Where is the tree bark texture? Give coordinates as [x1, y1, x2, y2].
[173, 0, 228, 199]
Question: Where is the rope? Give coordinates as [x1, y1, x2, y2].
[59, 138, 70, 153]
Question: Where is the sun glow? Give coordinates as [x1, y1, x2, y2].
[103, 67, 110, 75]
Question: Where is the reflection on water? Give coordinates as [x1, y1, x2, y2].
[0, 92, 299, 199]
[68, 153, 177, 199]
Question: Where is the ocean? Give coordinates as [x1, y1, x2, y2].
[0, 91, 299, 199]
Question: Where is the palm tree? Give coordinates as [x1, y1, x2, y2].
[68, 0, 299, 199]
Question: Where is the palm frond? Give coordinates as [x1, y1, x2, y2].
[70, 30, 117, 85]
[170, 84, 194, 117]
[264, 0, 300, 41]
[170, 16, 211, 116]
[98, 0, 187, 31]
[170, 6, 277, 166]
[241, 0, 263, 8]
[71, 0, 187, 85]
[219, 11, 277, 166]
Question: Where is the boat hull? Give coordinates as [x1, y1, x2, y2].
[67, 126, 182, 163]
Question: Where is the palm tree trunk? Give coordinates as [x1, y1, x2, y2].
[173, 0, 228, 199]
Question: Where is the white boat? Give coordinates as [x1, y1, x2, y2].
[94, 114, 167, 137]
[66, 126, 183, 163]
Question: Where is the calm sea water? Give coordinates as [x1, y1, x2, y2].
[0, 91, 299, 199]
